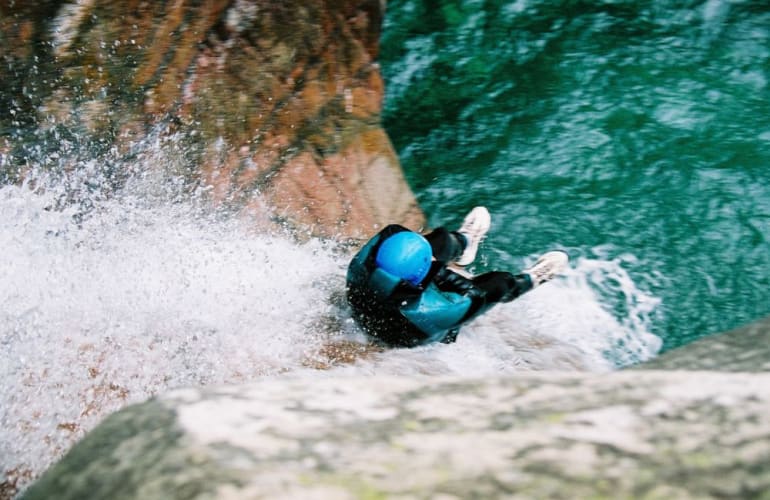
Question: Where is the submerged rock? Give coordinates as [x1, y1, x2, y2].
[0, 1, 424, 238]
[21, 372, 770, 499]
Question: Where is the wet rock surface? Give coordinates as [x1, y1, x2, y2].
[21, 371, 770, 499]
[0, 1, 424, 238]
[636, 315, 770, 372]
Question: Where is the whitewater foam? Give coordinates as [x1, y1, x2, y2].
[0, 179, 662, 490]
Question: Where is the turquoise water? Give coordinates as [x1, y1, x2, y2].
[381, 0, 770, 350]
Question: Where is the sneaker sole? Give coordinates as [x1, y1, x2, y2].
[456, 207, 491, 266]
[526, 250, 569, 287]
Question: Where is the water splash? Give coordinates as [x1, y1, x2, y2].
[1, 165, 662, 488]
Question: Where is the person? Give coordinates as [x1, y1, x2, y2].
[346, 207, 568, 347]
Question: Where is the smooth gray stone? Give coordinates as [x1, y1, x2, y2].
[21, 371, 770, 499]
[636, 315, 770, 372]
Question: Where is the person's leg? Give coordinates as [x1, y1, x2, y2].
[423, 207, 491, 266]
[455, 271, 532, 324]
[471, 252, 568, 305]
[424, 227, 466, 264]
[456, 207, 491, 266]
[454, 252, 569, 327]
[471, 271, 533, 303]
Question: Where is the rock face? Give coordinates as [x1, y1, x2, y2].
[636, 314, 770, 372]
[0, 1, 424, 238]
[21, 371, 770, 499]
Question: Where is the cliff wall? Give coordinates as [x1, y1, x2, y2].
[0, 0, 425, 238]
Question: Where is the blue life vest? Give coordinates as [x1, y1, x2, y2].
[366, 262, 472, 344]
[401, 285, 472, 344]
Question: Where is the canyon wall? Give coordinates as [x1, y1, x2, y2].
[0, 0, 425, 238]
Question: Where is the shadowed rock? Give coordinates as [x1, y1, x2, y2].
[0, 0, 424, 238]
[20, 371, 770, 499]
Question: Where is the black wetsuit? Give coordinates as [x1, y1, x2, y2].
[346, 224, 533, 347]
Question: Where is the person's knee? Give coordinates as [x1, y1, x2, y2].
[425, 227, 464, 262]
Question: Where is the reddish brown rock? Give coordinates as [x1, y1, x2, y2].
[0, 0, 425, 239]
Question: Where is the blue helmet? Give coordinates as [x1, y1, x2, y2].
[375, 231, 432, 286]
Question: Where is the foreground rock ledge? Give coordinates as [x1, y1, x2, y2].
[21, 372, 770, 499]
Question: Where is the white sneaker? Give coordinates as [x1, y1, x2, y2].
[455, 206, 491, 266]
[524, 251, 569, 287]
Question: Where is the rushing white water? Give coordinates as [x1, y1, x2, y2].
[0, 165, 662, 489]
